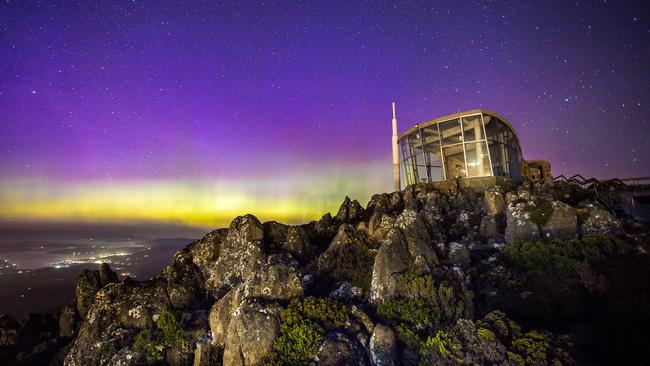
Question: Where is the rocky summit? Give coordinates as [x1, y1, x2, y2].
[1, 180, 649, 366]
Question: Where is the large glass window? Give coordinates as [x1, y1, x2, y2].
[462, 115, 484, 141]
[438, 119, 463, 146]
[421, 125, 443, 181]
[400, 139, 416, 185]
[443, 144, 466, 179]
[465, 141, 491, 177]
[408, 131, 428, 183]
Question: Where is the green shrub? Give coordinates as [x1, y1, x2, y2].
[134, 329, 163, 365]
[377, 263, 469, 350]
[318, 233, 377, 289]
[510, 330, 552, 366]
[419, 330, 462, 365]
[133, 309, 189, 365]
[477, 327, 496, 342]
[265, 297, 349, 366]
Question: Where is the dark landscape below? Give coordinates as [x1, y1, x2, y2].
[0, 222, 205, 317]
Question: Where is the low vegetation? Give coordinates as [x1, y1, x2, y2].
[262, 297, 348, 366]
[134, 309, 189, 365]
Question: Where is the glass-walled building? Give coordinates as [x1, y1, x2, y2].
[399, 110, 523, 186]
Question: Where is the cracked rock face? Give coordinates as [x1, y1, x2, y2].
[369, 324, 398, 366]
[540, 201, 577, 240]
[370, 227, 409, 305]
[242, 262, 304, 301]
[316, 331, 368, 366]
[210, 215, 267, 297]
[162, 248, 207, 310]
[504, 201, 540, 244]
[581, 205, 621, 235]
[222, 301, 282, 366]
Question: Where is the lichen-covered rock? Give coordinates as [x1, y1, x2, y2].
[336, 196, 365, 222]
[187, 228, 228, 296]
[222, 301, 282, 366]
[504, 201, 540, 244]
[208, 287, 238, 349]
[581, 205, 621, 235]
[329, 282, 363, 302]
[370, 228, 409, 305]
[315, 331, 368, 366]
[194, 337, 218, 366]
[448, 242, 471, 269]
[59, 301, 80, 338]
[369, 324, 398, 366]
[106, 348, 142, 366]
[210, 214, 267, 297]
[75, 268, 103, 319]
[540, 201, 577, 240]
[242, 263, 303, 301]
[484, 185, 506, 217]
[162, 249, 206, 309]
[351, 305, 375, 334]
[395, 209, 439, 267]
[64, 278, 171, 365]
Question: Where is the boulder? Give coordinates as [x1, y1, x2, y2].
[65, 278, 171, 365]
[370, 228, 409, 304]
[504, 202, 540, 244]
[395, 209, 438, 267]
[315, 331, 368, 366]
[329, 282, 363, 303]
[369, 324, 398, 366]
[242, 263, 304, 301]
[210, 215, 267, 297]
[282, 225, 316, 263]
[480, 215, 500, 239]
[222, 301, 282, 366]
[581, 206, 621, 235]
[208, 287, 238, 349]
[187, 228, 228, 295]
[162, 249, 206, 309]
[484, 186, 506, 217]
[540, 201, 577, 240]
[350, 305, 375, 334]
[336, 196, 365, 222]
[75, 269, 103, 319]
[448, 242, 471, 269]
[194, 337, 218, 366]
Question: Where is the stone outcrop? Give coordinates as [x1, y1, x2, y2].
[315, 331, 368, 366]
[370, 228, 409, 304]
[540, 201, 577, 240]
[504, 196, 540, 244]
[581, 205, 622, 235]
[5, 180, 644, 366]
[222, 301, 282, 366]
[210, 215, 267, 297]
[369, 324, 398, 366]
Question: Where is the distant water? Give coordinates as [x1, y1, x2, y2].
[0, 221, 208, 317]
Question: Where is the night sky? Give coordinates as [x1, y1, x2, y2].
[1, 1, 649, 227]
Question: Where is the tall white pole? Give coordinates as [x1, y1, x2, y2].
[392, 102, 400, 191]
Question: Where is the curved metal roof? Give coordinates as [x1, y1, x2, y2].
[397, 109, 520, 143]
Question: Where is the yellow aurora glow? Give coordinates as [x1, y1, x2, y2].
[0, 163, 391, 228]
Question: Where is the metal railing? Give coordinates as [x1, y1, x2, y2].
[553, 175, 650, 221]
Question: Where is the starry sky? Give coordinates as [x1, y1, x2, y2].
[1, 1, 649, 227]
